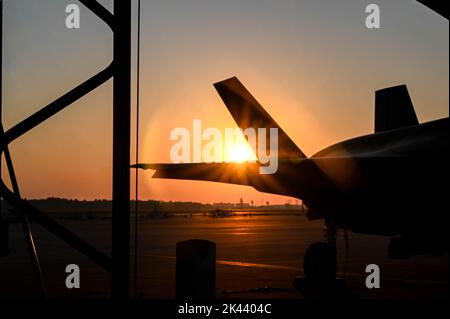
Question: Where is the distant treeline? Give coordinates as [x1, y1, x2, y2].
[1, 198, 210, 213]
[0, 197, 303, 214]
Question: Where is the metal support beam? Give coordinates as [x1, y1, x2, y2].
[0, 0, 2, 187]
[79, 0, 116, 31]
[1, 128, 47, 298]
[1, 0, 45, 298]
[0, 0, 133, 299]
[0, 180, 112, 271]
[1, 64, 113, 146]
[112, 0, 132, 299]
[0, 1, 115, 274]
[0, 0, 3, 243]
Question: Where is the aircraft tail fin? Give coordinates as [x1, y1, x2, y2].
[214, 77, 307, 159]
[375, 85, 419, 133]
[416, 0, 448, 19]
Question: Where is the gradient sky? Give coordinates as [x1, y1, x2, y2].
[1, 0, 448, 204]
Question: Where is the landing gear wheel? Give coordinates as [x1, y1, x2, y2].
[304, 242, 337, 285]
[294, 242, 338, 297]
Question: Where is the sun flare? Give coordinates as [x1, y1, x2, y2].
[226, 143, 256, 163]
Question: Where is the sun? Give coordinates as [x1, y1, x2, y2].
[226, 143, 256, 163]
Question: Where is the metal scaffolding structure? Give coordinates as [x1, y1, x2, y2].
[0, 0, 132, 299]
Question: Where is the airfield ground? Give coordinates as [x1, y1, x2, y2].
[0, 214, 447, 299]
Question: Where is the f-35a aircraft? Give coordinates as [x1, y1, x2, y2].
[134, 1, 448, 262]
[135, 76, 448, 259]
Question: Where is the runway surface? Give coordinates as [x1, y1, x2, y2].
[0, 214, 447, 299]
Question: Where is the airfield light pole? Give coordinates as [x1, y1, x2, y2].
[0, 1, 2, 201]
[112, 0, 132, 299]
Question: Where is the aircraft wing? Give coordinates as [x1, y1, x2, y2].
[132, 159, 335, 201]
[132, 162, 260, 187]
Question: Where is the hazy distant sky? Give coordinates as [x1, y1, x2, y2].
[1, 0, 448, 203]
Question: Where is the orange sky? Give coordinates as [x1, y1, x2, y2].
[1, 0, 448, 204]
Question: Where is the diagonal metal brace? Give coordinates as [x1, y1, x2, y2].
[0, 0, 118, 274]
[0, 174, 112, 272]
[79, 0, 116, 31]
[0, 63, 113, 146]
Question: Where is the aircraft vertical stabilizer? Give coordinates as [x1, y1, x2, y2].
[214, 77, 306, 159]
[375, 85, 419, 133]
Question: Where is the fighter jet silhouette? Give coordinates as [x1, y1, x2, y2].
[134, 76, 448, 259]
[134, 0, 449, 260]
